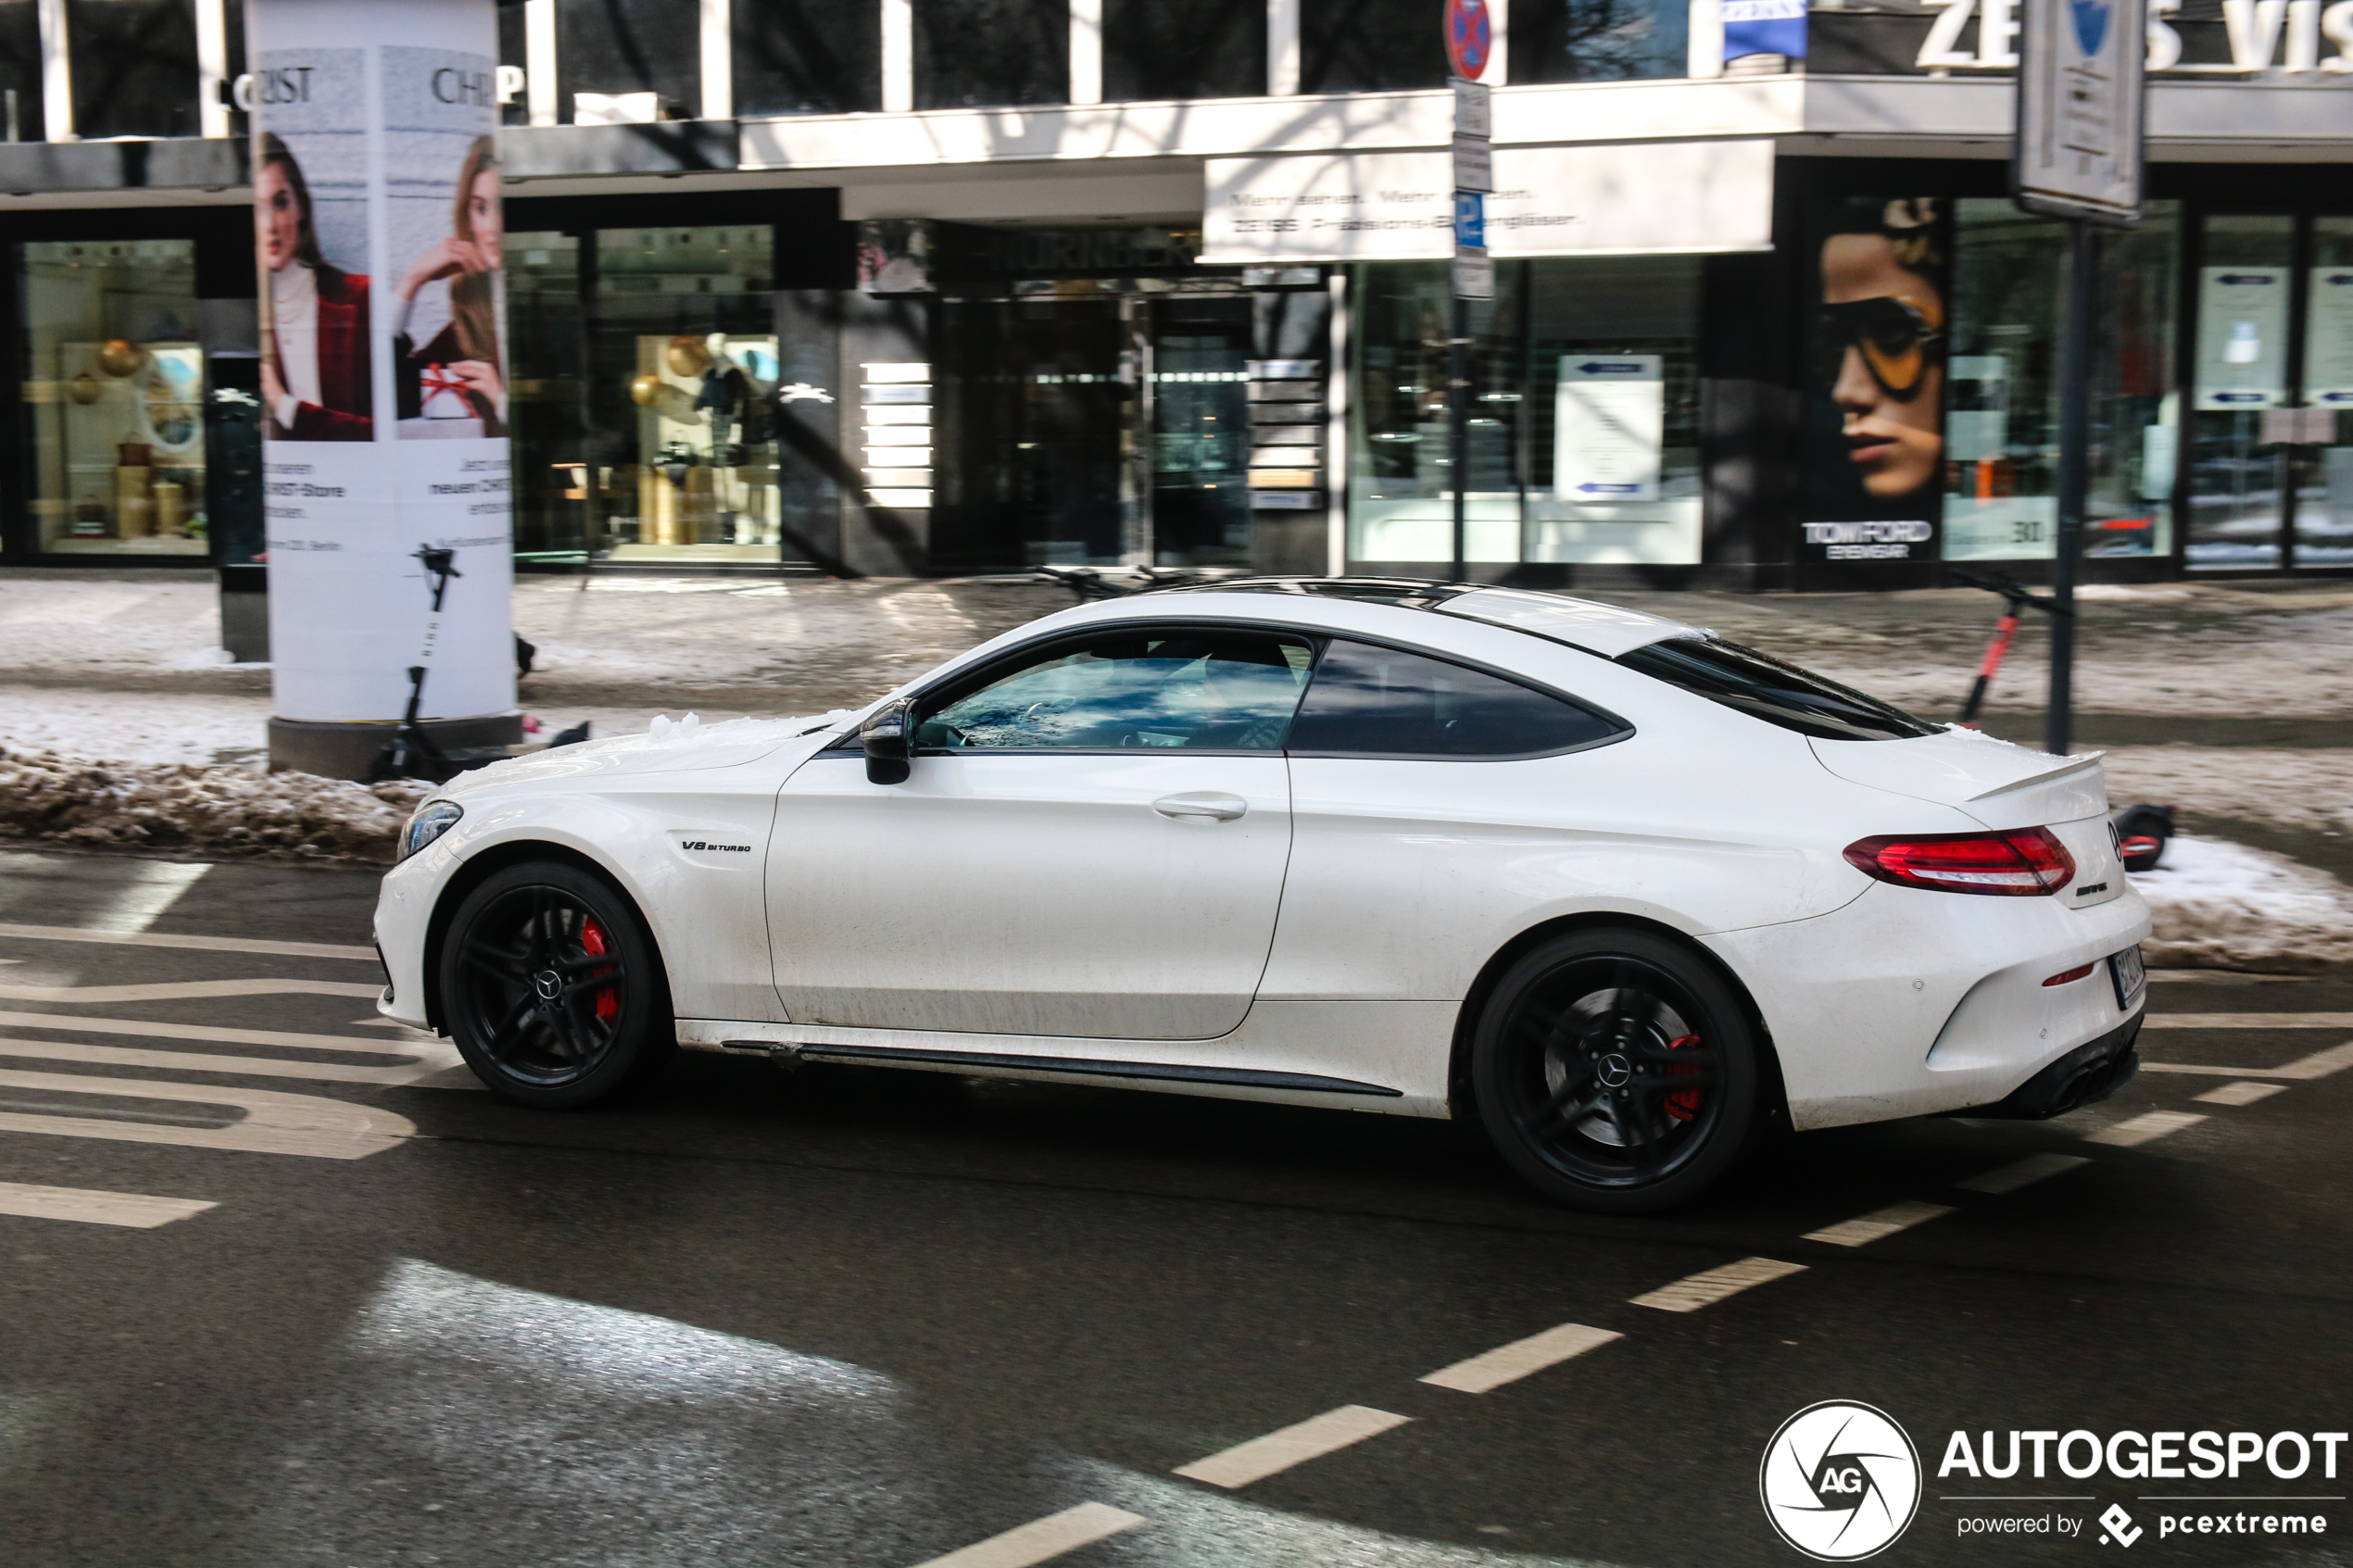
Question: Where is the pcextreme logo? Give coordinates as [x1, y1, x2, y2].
[1761, 1401, 1924, 1561]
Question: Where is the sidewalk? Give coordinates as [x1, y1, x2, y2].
[4, 566, 2352, 970]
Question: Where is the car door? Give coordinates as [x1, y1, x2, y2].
[766, 623, 1316, 1040]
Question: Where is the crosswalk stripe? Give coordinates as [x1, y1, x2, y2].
[1174, 1406, 1412, 1489]
[1804, 1200, 1956, 1248]
[0, 1035, 471, 1087]
[0, 1180, 216, 1228]
[0, 1010, 431, 1058]
[1420, 1323, 1622, 1394]
[0, 1069, 414, 1159]
[2084, 1110, 2207, 1147]
[2195, 1081, 2287, 1106]
[0, 979, 384, 1004]
[0, 922, 376, 962]
[1630, 1257, 1806, 1312]
[908, 1504, 1146, 1568]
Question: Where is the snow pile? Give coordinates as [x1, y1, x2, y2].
[0, 745, 428, 862]
[2102, 745, 2353, 837]
[2132, 834, 2353, 971]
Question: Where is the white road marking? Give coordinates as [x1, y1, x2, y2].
[0, 922, 377, 962]
[2194, 1080, 2287, 1106]
[2084, 1110, 2208, 1147]
[1804, 1200, 1957, 1248]
[1629, 1257, 1806, 1313]
[0, 1035, 471, 1087]
[74, 861, 209, 935]
[908, 1503, 1145, 1568]
[0, 1010, 437, 1058]
[2142, 1041, 2353, 1079]
[1173, 1406, 1412, 1489]
[0, 1180, 217, 1228]
[1956, 1153, 2091, 1194]
[0, 1069, 414, 1159]
[0, 978, 384, 1004]
[2142, 1013, 2353, 1029]
[1419, 1323, 1623, 1394]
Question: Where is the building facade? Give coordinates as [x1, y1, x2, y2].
[1, 0, 2347, 590]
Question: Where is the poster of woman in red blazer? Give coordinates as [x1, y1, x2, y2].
[256, 133, 374, 442]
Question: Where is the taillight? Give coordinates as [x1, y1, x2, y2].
[1843, 827, 2076, 897]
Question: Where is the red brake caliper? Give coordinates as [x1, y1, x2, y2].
[1664, 1033, 1704, 1123]
[580, 919, 619, 1022]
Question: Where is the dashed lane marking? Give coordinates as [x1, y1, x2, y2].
[0, 922, 376, 962]
[2195, 1080, 2288, 1107]
[2142, 1013, 2353, 1029]
[0, 1035, 474, 1088]
[0, 979, 384, 1004]
[0, 1070, 413, 1159]
[1419, 1323, 1623, 1394]
[1629, 1256, 1806, 1313]
[0, 1180, 217, 1228]
[1955, 1153, 2091, 1194]
[2084, 1110, 2208, 1148]
[1173, 1406, 1412, 1489]
[908, 1503, 1146, 1568]
[0, 1010, 439, 1058]
[2144, 1040, 2353, 1080]
[1804, 1200, 1957, 1248]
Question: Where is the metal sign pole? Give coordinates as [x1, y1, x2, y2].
[1447, 69, 1492, 584]
[1451, 295, 1470, 582]
[2013, 0, 2145, 755]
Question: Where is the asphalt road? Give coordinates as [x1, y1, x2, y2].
[0, 848, 2347, 1567]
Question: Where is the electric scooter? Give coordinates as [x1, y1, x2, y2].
[1948, 568, 2171, 871]
[370, 546, 589, 784]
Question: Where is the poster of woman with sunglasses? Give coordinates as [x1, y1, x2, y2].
[1802, 197, 1950, 568]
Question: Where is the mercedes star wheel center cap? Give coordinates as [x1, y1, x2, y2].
[535, 970, 562, 1001]
[1597, 1052, 1633, 1088]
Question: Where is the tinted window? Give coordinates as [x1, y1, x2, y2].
[917, 632, 1315, 751]
[1105, 0, 1266, 100]
[913, 0, 1069, 108]
[1287, 641, 1625, 759]
[1617, 637, 1940, 742]
[736, 0, 881, 114]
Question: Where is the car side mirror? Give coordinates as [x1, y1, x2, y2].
[862, 698, 912, 785]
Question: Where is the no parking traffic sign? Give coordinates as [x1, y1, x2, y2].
[1444, 0, 1492, 79]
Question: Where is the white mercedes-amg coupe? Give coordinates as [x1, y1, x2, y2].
[374, 579, 2150, 1210]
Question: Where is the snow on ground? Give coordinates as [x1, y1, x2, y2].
[2100, 745, 2353, 836]
[0, 746, 428, 862]
[2131, 834, 2353, 971]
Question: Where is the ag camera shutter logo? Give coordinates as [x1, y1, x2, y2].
[1760, 1401, 1922, 1560]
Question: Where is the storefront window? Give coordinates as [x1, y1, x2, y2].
[2296, 217, 2353, 566]
[1508, 0, 1691, 82]
[913, 0, 1069, 107]
[2186, 215, 2294, 569]
[17, 240, 209, 557]
[1345, 257, 1701, 567]
[559, 0, 699, 122]
[1302, 0, 1449, 91]
[508, 232, 586, 561]
[1, 0, 42, 141]
[1939, 200, 2181, 563]
[67, 0, 199, 140]
[1105, 0, 1266, 100]
[586, 226, 784, 563]
[735, 0, 882, 114]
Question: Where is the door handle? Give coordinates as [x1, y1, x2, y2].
[1152, 792, 1247, 822]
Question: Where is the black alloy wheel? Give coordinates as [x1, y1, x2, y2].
[438, 861, 673, 1108]
[1471, 928, 1759, 1212]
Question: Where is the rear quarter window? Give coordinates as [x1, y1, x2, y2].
[1617, 637, 1940, 743]
[1287, 640, 1629, 759]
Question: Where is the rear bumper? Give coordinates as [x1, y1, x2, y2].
[1949, 1012, 2141, 1120]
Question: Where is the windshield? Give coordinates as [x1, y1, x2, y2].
[1617, 636, 1941, 743]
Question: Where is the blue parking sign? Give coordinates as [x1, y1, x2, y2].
[1453, 191, 1486, 251]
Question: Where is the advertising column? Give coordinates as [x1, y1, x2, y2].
[252, 0, 517, 779]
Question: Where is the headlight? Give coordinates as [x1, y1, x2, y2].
[398, 800, 463, 862]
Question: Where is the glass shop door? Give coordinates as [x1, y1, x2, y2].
[2188, 213, 2353, 571]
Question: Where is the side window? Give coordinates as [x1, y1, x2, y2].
[915, 631, 1316, 751]
[1286, 640, 1626, 759]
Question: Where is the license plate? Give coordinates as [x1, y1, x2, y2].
[2110, 945, 2146, 1011]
